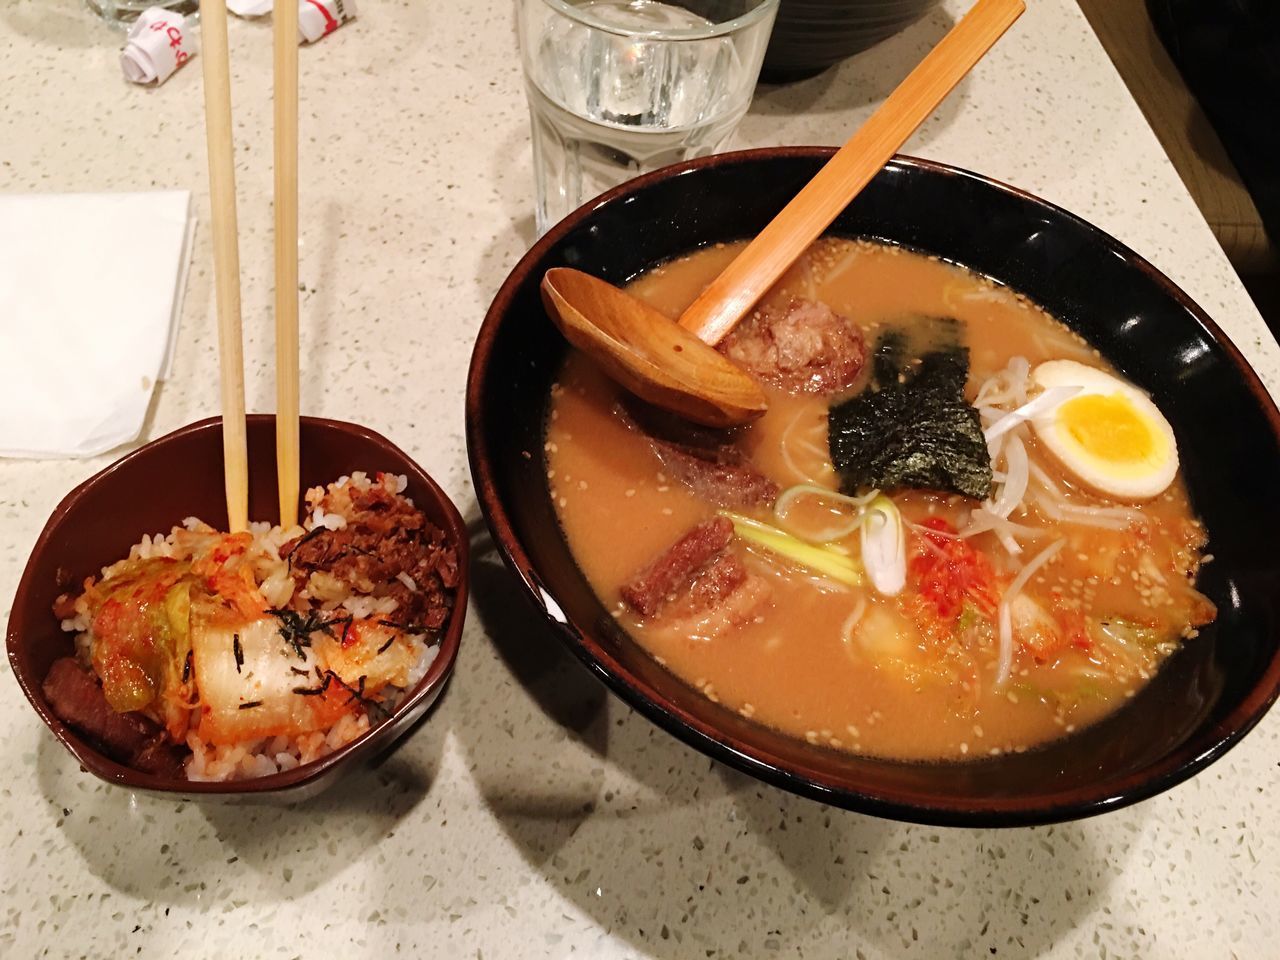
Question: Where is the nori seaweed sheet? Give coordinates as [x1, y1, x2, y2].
[827, 320, 993, 500]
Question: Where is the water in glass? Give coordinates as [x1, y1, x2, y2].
[523, 0, 773, 233]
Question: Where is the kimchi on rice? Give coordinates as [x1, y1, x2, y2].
[44, 472, 459, 782]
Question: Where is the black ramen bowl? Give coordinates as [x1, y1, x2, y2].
[8, 415, 468, 803]
[467, 147, 1280, 827]
[762, 0, 941, 83]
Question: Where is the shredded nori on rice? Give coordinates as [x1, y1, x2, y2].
[827, 319, 993, 500]
[336, 616, 354, 646]
[377, 618, 442, 640]
[267, 608, 337, 660]
[290, 668, 388, 718]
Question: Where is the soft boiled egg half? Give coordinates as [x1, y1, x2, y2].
[1030, 360, 1178, 500]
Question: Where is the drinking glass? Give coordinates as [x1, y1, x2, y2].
[87, 0, 198, 28]
[518, 0, 779, 234]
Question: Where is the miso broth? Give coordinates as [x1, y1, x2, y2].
[545, 238, 1213, 761]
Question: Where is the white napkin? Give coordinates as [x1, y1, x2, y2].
[0, 191, 196, 459]
[298, 0, 357, 43]
[226, 0, 273, 15]
[227, 0, 358, 43]
[121, 8, 199, 86]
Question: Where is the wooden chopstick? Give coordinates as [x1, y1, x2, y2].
[679, 0, 1026, 345]
[274, 0, 301, 529]
[199, 0, 249, 533]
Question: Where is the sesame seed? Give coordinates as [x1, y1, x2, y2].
[662, 508, 673, 515]
[625, 489, 636, 497]
[577, 480, 588, 490]
[558, 497, 567, 507]
[959, 742, 969, 755]
[846, 725, 860, 738]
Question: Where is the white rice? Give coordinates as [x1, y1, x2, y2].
[185, 713, 373, 782]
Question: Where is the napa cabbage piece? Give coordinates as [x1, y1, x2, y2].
[311, 619, 420, 694]
[87, 558, 192, 717]
[190, 606, 352, 743]
[828, 321, 993, 500]
[155, 580, 194, 741]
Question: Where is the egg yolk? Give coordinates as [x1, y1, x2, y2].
[1059, 393, 1156, 463]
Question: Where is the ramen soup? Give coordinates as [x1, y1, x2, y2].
[546, 238, 1215, 761]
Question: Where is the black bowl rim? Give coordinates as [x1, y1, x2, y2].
[6, 414, 469, 797]
[467, 146, 1280, 827]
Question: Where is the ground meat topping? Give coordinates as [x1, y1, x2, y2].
[720, 298, 867, 396]
[621, 517, 735, 617]
[281, 481, 458, 630]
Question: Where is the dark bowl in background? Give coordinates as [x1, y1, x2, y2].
[467, 147, 1280, 827]
[762, 0, 941, 82]
[7, 415, 468, 802]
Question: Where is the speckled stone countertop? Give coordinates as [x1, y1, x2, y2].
[1, 1, 1276, 957]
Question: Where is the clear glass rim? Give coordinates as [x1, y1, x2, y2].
[537, 0, 779, 41]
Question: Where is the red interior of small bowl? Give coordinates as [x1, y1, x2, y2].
[6, 415, 468, 799]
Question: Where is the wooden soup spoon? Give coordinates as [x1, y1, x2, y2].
[541, 0, 1025, 428]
